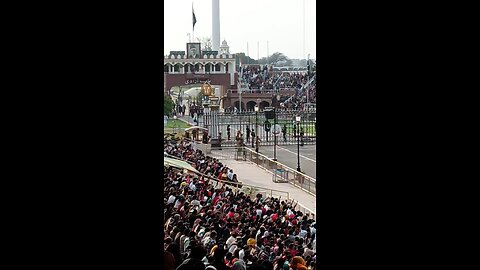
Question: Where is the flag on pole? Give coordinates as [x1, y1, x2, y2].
[192, 5, 197, 30]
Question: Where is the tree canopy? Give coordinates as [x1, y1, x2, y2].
[164, 94, 174, 116]
[255, 52, 292, 66]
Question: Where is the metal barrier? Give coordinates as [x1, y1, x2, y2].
[201, 110, 316, 147]
[239, 147, 316, 196]
[209, 147, 316, 197]
[164, 150, 290, 200]
[287, 198, 316, 220]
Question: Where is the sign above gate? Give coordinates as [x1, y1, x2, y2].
[186, 78, 211, 85]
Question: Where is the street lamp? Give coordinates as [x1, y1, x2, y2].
[254, 104, 259, 153]
[273, 94, 281, 161]
[295, 115, 301, 172]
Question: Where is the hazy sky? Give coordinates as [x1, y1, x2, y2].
[164, 0, 316, 60]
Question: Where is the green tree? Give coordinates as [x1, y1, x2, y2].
[268, 52, 289, 66]
[255, 52, 291, 66]
[164, 94, 174, 116]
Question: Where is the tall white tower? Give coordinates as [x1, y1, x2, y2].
[212, 0, 220, 52]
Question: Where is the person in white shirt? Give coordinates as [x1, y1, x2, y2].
[303, 243, 315, 258]
[238, 247, 245, 261]
[310, 223, 316, 236]
[226, 233, 236, 248]
[255, 206, 263, 218]
[299, 226, 308, 238]
[167, 193, 176, 205]
[227, 169, 234, 181]
[229, 239, 240, 254]
[189, 181, 196, 191]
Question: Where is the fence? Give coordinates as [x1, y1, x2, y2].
[210, 146, 316, 196]
[287, 198, 316, 220]
[164, 152, 290, 200]
[205, 176, 290, 201]
[202, 109, 316, 147]
[242, 147, 316, 196]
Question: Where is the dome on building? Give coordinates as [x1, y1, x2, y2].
[220, 39, 229, 54]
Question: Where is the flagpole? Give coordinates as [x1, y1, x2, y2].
[267, 41, 269, 64]
[303, 0, 305, 60]
[247, 42, 249, 64]
[192, 2, 196, 42]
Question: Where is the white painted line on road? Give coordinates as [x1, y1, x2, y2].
[277, 146, 317, 163]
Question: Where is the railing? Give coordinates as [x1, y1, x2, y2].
[244, 147, 316, 196]
[220, 146, 317, 196]
[287, 198, 316, 220]
[202, 110, 316, 147]
[228, 89, 297, 94]
[164, 149, 290, 200]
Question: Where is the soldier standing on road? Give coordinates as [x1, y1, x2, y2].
[202, 131, 208, 144]
[235, 130, 241, 143]
[250, 130, 256, 148]
[246, 126, 251, 143]
[227, 125, 231, 140]
[255, 135, 261, 152]
[282, 124, 287, 142]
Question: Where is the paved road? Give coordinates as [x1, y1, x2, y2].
[259, 144, 316, 179]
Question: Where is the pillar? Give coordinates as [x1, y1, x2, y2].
[212, 0, 220, 51]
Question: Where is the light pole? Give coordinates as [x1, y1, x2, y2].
[295, 115, 301, 172]
[254, 104, 259, 153]
[273, 94, 280, 161]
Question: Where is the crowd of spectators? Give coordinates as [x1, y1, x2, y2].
[239, 65, 309, 91]
[237, 65, 316, 112]
[164, 138, 317, 270]
[164, 139, 240, 184]
[281, 76, 316, 111]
